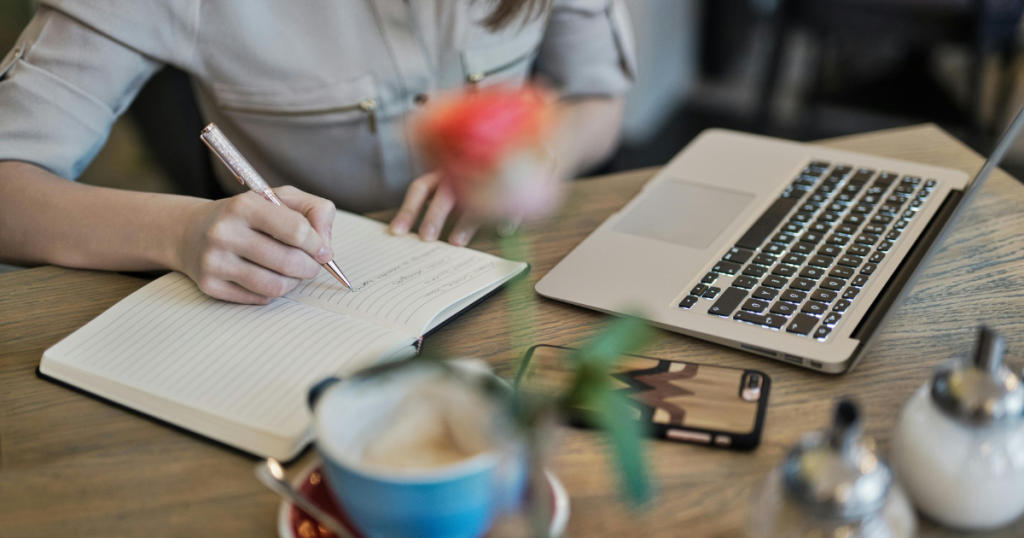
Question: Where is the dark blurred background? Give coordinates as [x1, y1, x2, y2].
[2, 0, 1023, 201]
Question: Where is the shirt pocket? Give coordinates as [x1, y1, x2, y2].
[212, 73, 380, 133]
[461, 28, 542, 87]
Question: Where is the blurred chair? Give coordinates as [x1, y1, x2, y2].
[756, 0, 1024, 138]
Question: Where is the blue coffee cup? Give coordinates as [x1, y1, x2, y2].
[308, 361, 527, 538]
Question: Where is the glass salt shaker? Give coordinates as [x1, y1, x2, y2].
[747, 399, 916, 538]
[892, 326, 1024, 530]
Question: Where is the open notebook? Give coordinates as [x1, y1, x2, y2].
[39, 211, 527, 460]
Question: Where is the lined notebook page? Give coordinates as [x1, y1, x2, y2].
[286, 211, 527, 335]
[43, 272, 412, 439]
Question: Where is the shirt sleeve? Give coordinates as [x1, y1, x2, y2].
[0, 7, 163, 179]
[534, 0, 638, 98]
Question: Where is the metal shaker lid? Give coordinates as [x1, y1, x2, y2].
[932, 326, 1024, 426]
[783, 400, 892, 521]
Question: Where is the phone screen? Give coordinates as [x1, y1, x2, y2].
[517, 346, 770, 449]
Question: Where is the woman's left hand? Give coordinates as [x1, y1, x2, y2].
[387, 172, 483, 247]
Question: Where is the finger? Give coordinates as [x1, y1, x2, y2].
[390, 172, 441, 235]
[222, 254, 302, 298]
[233, 194, 333, 264]
[225, 227, 322, 280]
[448, 212, 482, 247]
[419, 184, 456, 242]
[197, 277, 271, 305]
[274, 185, 337, 244]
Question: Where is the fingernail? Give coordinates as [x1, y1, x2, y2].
[316, 245, 332, 263]
[421, 224, 437, 241]
[390, 222, 408, 235]
[450, 232, 468, 246]
[326, 228, 333, 244]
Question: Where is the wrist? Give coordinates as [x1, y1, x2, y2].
[163, 197, 209, 274]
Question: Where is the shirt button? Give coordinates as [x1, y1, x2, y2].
[414, 93, 429, 105]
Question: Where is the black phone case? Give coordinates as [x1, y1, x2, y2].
[516, 345, 771, 450]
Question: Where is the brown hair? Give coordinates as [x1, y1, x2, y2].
[483, 0, 551, 31]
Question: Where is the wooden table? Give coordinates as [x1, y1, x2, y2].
[3, 125, 1024, 537]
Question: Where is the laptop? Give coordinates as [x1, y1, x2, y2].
[537, 108, 1024, 374]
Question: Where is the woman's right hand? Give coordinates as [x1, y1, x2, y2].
[176, 186, 337, 304]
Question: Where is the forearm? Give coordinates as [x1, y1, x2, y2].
[0, 161, 203, 271]
[554, 96, 625, 177]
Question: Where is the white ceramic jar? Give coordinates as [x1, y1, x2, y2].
[892, 327, 1024, 530]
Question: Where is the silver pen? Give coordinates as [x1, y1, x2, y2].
[200, 123, 355, 291]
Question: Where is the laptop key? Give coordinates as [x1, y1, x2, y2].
[876, 172, 899, 185]
[827, 202, 846, 213]
[813, 326, 832, 340]
[772, 233, 795, 244]
[782, 253, 806, 266]
[752, 253, 777, 266]
[743, 265, 769, 278]
[679, 295, 699, 309]
[707, 287, 747, 317]
[860, 194, 881, 205]
[869, 252, 885, 264]
[763, 243, 786, 255]
[855, 234, 879, 245]
[691, 284, 708, 296]
[734, 311, 787, 329]
[910, 199, 923, 209]
[902, 210, 916, 220]
[843, 214, 866, 226]
[762, 275, 788, 289]
[836, 193, 857, 204]
[703, 287, 721, 299]
[800, 232, 824, 244]
[861, 263, 877, 276]
[802, 301, 828, 315]
[833, 299, 852, 312]
[789, 278, 815, 292]
[800, 266, 825, 279]
[702, 272, 718, 284]
[734, 198, 800, 250]
[871, 214, 894, 225]
[823, 312, 842, 326]
[772, 264, 797, 277]
[811, 289, 837, 303]
[782, 222, 804, 234]
[842, 287, 860, 300]
[835, 224, 858, 236]
[818, 244, 842, 257]
[781, 288, 808, 302]
[723, 247, 755, 264]
[818, 212, 840, 222]
[791, 212, 813, 223]
[847, 244, 870, 257]
[851, 275, 869, 287]
[879, 204, 901, 215]
[894, 185, 915, 194]
[742, 299, 769, 313]
[852, 204, 872, 214]
[732, 276, 759, 289]
[829, 266, 855, 279]
[826, 234, 850, 246]
[893, 219, 908, 230]
[820, 277, 845, 291]
[770, 301, 797, 316]
[877, 241, 893, 252]
[809, 222, 831, 233]
[712, 260, 742, 275]
[924, 179, 937, 189]
[886, 230, 901, 241]
[808, 255, 834, 268]
[800, 203, 820, 213]
[863, 224, 885, 235]
[837, 254, 863, 267]
[787, 314, 819, 335]
[763, 315, 787, 329]
[784, 189, 807, 200]
[791, 242, 815, 255]
[753, 286, 779, 301]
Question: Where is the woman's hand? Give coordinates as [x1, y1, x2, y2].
[177, 186, 337, 304]
[388, 172, 483, 247]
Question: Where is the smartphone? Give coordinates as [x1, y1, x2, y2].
[516, 345, 770, 450]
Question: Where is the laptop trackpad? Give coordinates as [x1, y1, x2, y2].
[613, 180, 755, 250]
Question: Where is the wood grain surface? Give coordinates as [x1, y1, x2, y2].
[2, 125, 1023, 537]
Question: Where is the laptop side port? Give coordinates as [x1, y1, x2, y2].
[783, 354, 804, 365]
[808, 360, 823, 369]
[740, 344, 778, 358]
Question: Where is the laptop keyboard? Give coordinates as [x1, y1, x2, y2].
[677, 161, 938, 341]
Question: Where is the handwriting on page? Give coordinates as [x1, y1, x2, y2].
[285, 213, 511, 333]
[57, 273, 409, 436]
